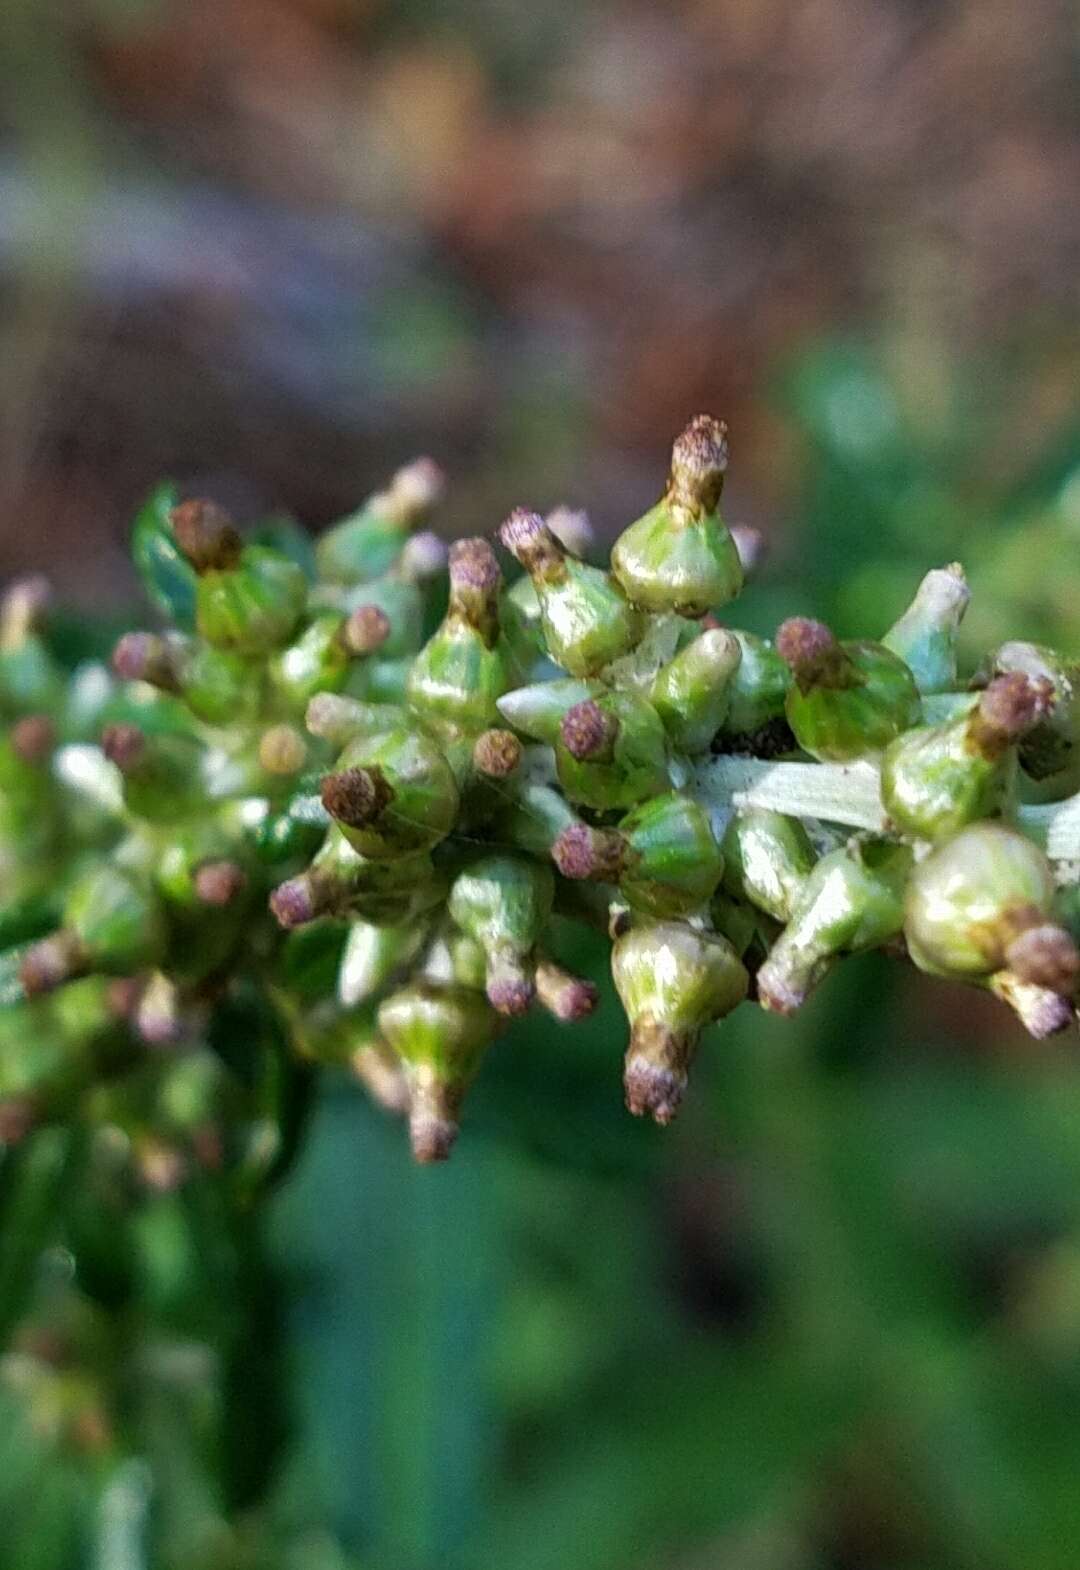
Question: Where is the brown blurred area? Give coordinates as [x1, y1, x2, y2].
[0, 0, 1076, 602]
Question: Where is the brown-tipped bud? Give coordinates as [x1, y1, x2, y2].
[1004, 923, 1080, 995]
[546, 506, 594, 559]
[560, 699, 618, 762]
[340, 604, 391, 656]
[321, 766, 393, 828]
[269, 876, 320, 930]
[111, 632, 180, 691]
[19, 932, 83, 997]
[551, 823, 626, 882]
[10, 714, 55, 764]
[668, 415, 729, 513]
[389, 456, 445, 521]
[1, 575, 51, 647]
[101, 723, 146, 773]
[974, 673, 1055, 748]
[170, 499, 243, 573]
[194, 860, 247, 908]
[399, 530, 449, 583]
[776, 617, 835, 671]
[409, 1085, 459, 1164]
[472, 728, 522, 779]
[623, 1021, 689, 1125]
[498, 508, 563, 578]
[535, 958, 599, 1022]
[258, 724, 308, 776]
[730, 523, 766, 577]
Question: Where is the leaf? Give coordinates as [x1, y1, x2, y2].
[130, 482, 197, 629]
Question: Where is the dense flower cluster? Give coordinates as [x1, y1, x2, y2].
[3, 418, 1080, 1167]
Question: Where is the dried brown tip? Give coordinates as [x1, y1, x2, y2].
[977, 673, 1055, 741]
[258, 723, 307, 776]
[194, 860, 248, 908]
[551, 823, 625, 882]
[668, 415, 729, 513]
[101, 722, 146, 773]
[111, 631, 179, 690]
[535, 959, 599, 1022]
[560, 699, 618, 761]
[472, 728, 522, 779]
[341, 604, 391, 656]
[1, 576, 51, 647]
[1004, 924, 1080, 995]
[269, 876, 319, 930]
[19, 932, 83, 998]
[321, 765, 393, 827]
[170, 499, 243, 573]
[10, 715, 55, 765]
[389, 457, 445, 521]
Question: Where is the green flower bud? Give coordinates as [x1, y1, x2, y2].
[498, 509, 641, 677]
[0, 577, 64, 716]
[554, 692, 669, 811]
[101, 723, 209, 823]
[650, 627, 742, 754]
[611, 415, 743, 616]
[881, 673, 1051, 840]
[714, 630, 792, 752]
[21, 867, 166, 997]
[777, 618, 920, 761]
[882, 563, 969, 695]
[172, 505, 307, 655]
[448, 854, 555, 1015]
[757, 837, 912, 1015]
[709, 889, 764, 959]
[904, 825, 1079, 1018]
[491, 776, 585, 861]
[721, 809, 816, 923]
[268, 613, 368, 710]
[612, 920, 748, 1124]
[113, 630, 264, 727]
[991, 641, 1080, 790]
[316, 458, 444, 584]
[377, 981, 499, 1161]
[320, 720, 460, 859]
[554, 792, 723, 918]
[334, 577, 422, 659]
[337, 917, 429, 1007]
[495, 677, 600, 744]
[407, 539, 513, 734]
[270, 826, 443, 928]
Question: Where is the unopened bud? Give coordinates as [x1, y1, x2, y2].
[10, 715, 54, 764]
[111, 632, 180, 691]
[535, 958, 599, 1022]
[170, 499, 242, 573]
[560, 699, 618, 762]
[341, 604, 391, 655]
[258, 724, 308, 775]
[194, 860, 247, 908]
[472, 729, 522, 779]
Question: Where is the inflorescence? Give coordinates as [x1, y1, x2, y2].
[3, 418, 1080, 1166]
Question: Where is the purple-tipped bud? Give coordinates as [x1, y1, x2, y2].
[449, 537, 500, 594]
[321, 766, 392, 828]
[498, 508, 563, 578]
[258, 724, 307, 775]
[389, 456, 445, 520]
[170, 499, 243, 573]
[19, 932, 82, 997]
[111, 632, 179, 691]
[472, 729, 522, 779]
[486, 953, 535, 1017]
[535, 959, 599, 1022]
[1, 575, 51, 645]
[409, 1107, 459, 1164]
[269, 877, 319, 930]
[668, 415, 729, 513]
[624, 1038, 686, 1125]
[1004, 923, 1080, 995]
[776, 617, 836, 671]
[551, 823, 625, 882]
[194, 861, 247, 908]
[978, 673, 1055, 740]
[341, 604, 391, 655]
[560, 699, 618, 761]
[10, 714, 55, 764]
[399, 531, 449, 582]
[101, 723, 146, 773]
[136, 974, 184, 1047]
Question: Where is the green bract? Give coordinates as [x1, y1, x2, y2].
[1, 414, 1079, 1175]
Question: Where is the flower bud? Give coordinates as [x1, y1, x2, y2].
[0, 576, 63, 715]
[448, 854, 555, 1015]
[320, 721, 460, 859]
[650, 627, 742, 754]
[317, 458, 445, 585]
[534, 957, 599, 1022]
[611, 416, 743, 616]
[498, 509, 641, 677]
[377, 982, 499, 1162]
[991, 641, 1080, 791]
[472, 729, 522, 779]
[881, 673, 1051, 841]
[101, 724, 208, 823]
[270, 827, 443, 928]
[268, 613, 366, 709]
[554, 691, 669, 811]
[721, 809, 816, 923]
[713, 631, 792, 752]
[492, 778, 586, 860]
[406, 539, 513, 733]
[338, 917, 429, 1008]
[555, 793, 723, 918]
[612, 921, 748, 1123]
[882, 563, 970, 695]
[777, 618, 920, 761]
[189, 534, 308, 655]
[495, 677, 600, 744]
[21, 867, 166, 996]
[756, 838, 912, 1015]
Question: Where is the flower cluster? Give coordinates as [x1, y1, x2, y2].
[3, 417, 1080, 1168]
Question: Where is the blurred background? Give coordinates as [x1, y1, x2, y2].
[1, 2, 1079, 1567]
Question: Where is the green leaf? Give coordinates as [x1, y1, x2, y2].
[131, 482, 197, 629]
